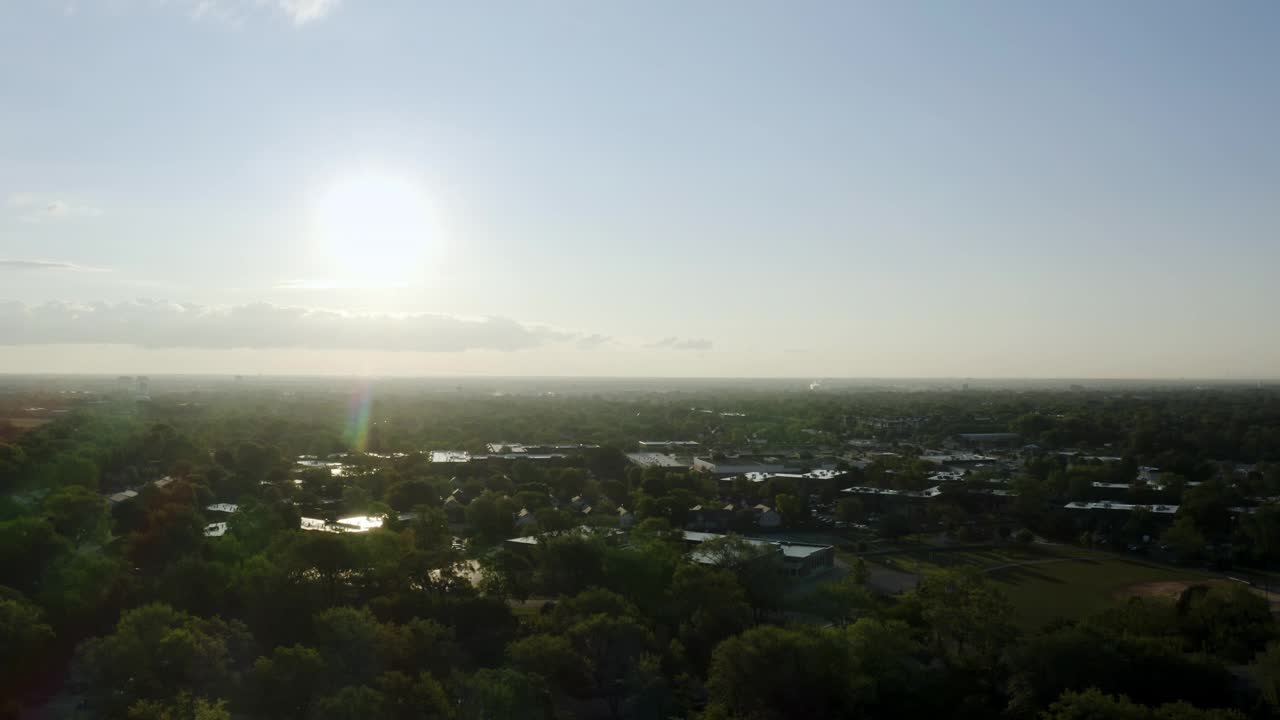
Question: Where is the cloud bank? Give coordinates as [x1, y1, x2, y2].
[645, 336, 713, 351]
[5, 193, 100, 222]
[0, 301, 581, 352]
[0, 260, 107, 272]
[186, 0, 340, 25]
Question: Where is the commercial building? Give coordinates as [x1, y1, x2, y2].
[681, 531, 835, 579]
[625, 452, 691, 468]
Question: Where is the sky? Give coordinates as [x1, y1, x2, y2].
[1, 0, 1277, 378]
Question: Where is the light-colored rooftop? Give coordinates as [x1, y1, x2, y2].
[430, 450, 471, 463]
[299, 514, 386, 533]
[1064, 501, 1178, 514]
[625, 452, 688, 468]
[681, 530, 833, 563]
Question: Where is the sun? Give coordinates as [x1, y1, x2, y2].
[310, 171, 436, 287]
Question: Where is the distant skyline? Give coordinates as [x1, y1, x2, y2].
[2, 1, 1278, 378]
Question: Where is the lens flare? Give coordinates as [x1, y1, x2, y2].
[344, 383, 374, 452]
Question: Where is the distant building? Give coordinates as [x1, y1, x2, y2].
[299, 515, 385, 533]
[107, 489, 139, 504]
[686, 504, 732, 532]
[487, 442, 600, 454]
[515, 508, 537, 530]
[443, 495, 466, 522]
[1064, 501, 1178, 515]
[753, 505, 782, 529]
[617, 506, 636, 529]
[693, 456, 798, 478]
[625, 452, 690, 469]
[503, 526, 626, 554]
[955, 433, 1020, 447]
[681, 531, 835, 579]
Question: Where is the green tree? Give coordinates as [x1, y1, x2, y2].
[1042, 689, 1151, 720]
[0, 441, 27, 493]
[127, 693, 232, 720]
[507, 633, 588, 696]
[38, 551, 129, 631]
[836, 497, 864, 523]
[478, 549, 535, 602]
[911, 569, 1015, 670]
[465, 492, 517, 542]
[74, 604, 253, 717]
[1176, 584, 1274, 662]
[54, 454, 99, 490]
[0, 517, 71, 593]
[774, 493, 807, 527]
[534, 507, 573, 535]
[666, 564, 752, 669]
[375, 671, 452, 720]
[1250, 641, 1280, 714]
[696, 535, 784, 619]
[1238, 504, 1280, 565]
[313, 606, 395, 686]
[457, 668, 548, 720]
[42, 484, 110, 546]
[808, 574, 876, 628]
[568, 614, 653, 719]
[0, 589, 55, 709]
[244, 644, 326, 720]
[1161, 516, 1206, 565]
[706, 625, 864, 720]
[311, 685, 386, 720]
[1042, 689, 1246, 720]
[535, 533, 607, 596]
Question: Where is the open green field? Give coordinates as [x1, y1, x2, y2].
[854, 543, 1213, 630]
[987, 555, 1212, 629]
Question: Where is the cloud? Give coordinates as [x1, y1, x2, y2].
[0, 259, 108, 272]
[5, 193, 100, 222]
[273, 0, 339, 24]
[575, 333, 612, 350]
[0, 300, 600, 352]
[645, 337, 713, 351]
[55, 0, 339, 25]
[183, 0, 339, 25]
[275, 278, 407, 290]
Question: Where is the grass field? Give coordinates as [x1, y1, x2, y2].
[0, 416, 52, 430]
[987, 555, 1212, 629]
[852, 542, 1213, 630]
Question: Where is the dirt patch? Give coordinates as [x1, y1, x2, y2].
[1117, 579, 1280, 614]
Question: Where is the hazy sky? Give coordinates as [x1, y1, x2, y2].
[1, 1, 1277, 378]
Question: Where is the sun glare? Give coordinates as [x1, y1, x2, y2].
[311, 171, 436, 287]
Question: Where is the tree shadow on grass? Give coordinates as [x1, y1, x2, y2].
[988, 564, 1075, 586]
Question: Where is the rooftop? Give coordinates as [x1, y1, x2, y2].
[299, 514, 386, 533]
[625, 452, 689, 468]
[682, 530, 833, 563]
[1064, 501, 1179, 514]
